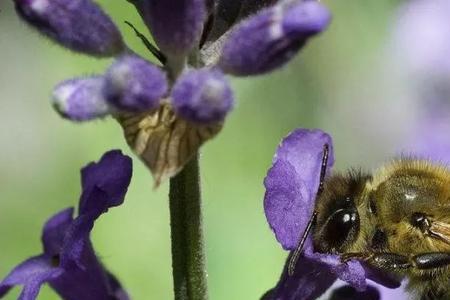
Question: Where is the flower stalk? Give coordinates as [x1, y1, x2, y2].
[169, 153, 208, 300]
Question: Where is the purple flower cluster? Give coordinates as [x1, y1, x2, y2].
[262, 129, 401, 299]
[14, 0, 331, 123]
[8, 1, 334, 298]
[13, 0, 331, 181]
[0, 150, 132, 300]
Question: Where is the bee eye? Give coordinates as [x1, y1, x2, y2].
[324, 208, 359, 250]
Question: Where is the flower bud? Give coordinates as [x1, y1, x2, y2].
[104, 55, 168, 112]
[219, 0, 331, 76]
[136, 0, 207, 58]
[15, 0, 124, 57]
[171, 68, 234, 124]
[52, 77, 110, 121]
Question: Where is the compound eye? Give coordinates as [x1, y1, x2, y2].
[324, 208, 360, 249]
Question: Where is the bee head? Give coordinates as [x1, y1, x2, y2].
[313, 171, 371, 253]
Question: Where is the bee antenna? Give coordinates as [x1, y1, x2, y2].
[287, 144, 330, 276]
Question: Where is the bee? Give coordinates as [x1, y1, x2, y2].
[288, 145, 450, 300]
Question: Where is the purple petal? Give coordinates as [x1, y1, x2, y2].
[61, 190, 107, 269]
[42, 208, 74, 257]
[310, 253, 366, 291]
[264, 159, 312, 250]
[53, 189, 129, 300]
[273, 129, 335, 189]
[136, 0, 207, 58]
[0, 255, 62, 300]
[264, 128, 369, 292]
[14, 0, 124, 56]
[58, 150, 131, 270]
[264, 128, 334, 250]
[51, 239, 120, 300]
[262, 256, 336, 300]
[104, 55, 168, 112]
[64, 150, 132, 267]
[79, 150, 133, 214]
[262, 246, 368, 300]
[0, 151, 131, 300]
[171, 68, 234, 123]
[219, 1, 331, 76]
[52, 77, 111, 122]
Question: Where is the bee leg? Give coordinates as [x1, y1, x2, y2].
[341, 252, 412, 270]
[411, 252, 450, 270]
[342, 252, 450, 271]
[369, 253, 412, 270]
[340, 252, 374, 263]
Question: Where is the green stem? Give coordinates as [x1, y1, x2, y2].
[169, 153, 208, 300]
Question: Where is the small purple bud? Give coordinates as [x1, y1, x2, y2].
[218, 0, 331, 76]
[15, 0, 125, 57]
[52, 77, 110, 121]
[137, 0, 207, 58]
[171, 68, 234, 124]
[104, 55, 168, 112]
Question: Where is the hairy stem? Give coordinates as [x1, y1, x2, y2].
[169, 153, 208, 300]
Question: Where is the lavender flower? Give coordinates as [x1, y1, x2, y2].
[0, 150, 132, 300]
[218, 1, 331, 76]
[14, 0, 331, 183]
[14, 0, 125, 56]
[104, 55, 168, 113]
[52, 76, 110, 121]
[171, 68, 234, 123]
[133, 0, 207, 60]
[262, 129, 401, 299]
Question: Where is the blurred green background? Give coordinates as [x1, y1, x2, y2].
[0, 0, 419, 299]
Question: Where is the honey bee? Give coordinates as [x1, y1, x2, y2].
[289, 145, 450, 300]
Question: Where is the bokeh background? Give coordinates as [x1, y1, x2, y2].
[1, 0, 448, 299]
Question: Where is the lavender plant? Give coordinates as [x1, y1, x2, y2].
[5, 0, 331, 299]
[0, 150, 132, 299]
